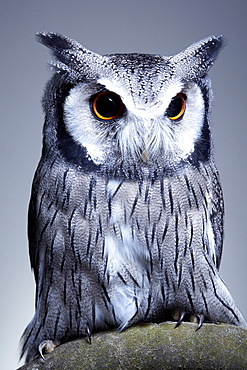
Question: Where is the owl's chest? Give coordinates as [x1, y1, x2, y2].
[45, 166, 212, 273]
[40, 166, 214, 326]
[85, 174, 211, 326]
[65, 169, 209, 254]
[84, 173, 210, 279]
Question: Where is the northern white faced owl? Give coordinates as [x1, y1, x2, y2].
[21, 32, 247, 363]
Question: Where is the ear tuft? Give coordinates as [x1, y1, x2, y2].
[36, 32, 76, 51]
[172, 35, 226, 79]
[36, 32, 104, 79]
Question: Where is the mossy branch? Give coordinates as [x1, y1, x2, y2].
[18, 322, 247, 369]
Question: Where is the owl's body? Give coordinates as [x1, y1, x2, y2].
[21, 33, 247, 362]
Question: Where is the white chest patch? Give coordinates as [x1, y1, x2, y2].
[102, 225, 150, 328]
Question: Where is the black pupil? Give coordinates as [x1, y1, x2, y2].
[166, 94, 183, 118]
[96, 93, 121, 118]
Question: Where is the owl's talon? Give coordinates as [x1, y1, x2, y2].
[85, 325, 91, 344]
[38, 340, 59, 360]
[174, 311, 186, 328]
[195, 314, 205, 331]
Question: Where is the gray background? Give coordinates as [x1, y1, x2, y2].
[1, 1, 246, 368]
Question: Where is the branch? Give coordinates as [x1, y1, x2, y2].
[18, 322, 247, 369]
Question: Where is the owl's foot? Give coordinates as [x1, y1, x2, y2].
[38, 326, 91, 360]
[173, 310, 204, 330]
[38, 340, 60, 360]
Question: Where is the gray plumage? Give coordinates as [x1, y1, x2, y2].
[21, 32, 247, 363]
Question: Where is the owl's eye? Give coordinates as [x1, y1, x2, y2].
[166, 93, 186, 121]
[92, 91, 123, 121]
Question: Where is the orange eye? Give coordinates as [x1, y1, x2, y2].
[167, 93, 186, 121]
[92, 91, 123, 120]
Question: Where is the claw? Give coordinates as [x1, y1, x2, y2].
[85, 324, 91, 344]
[38, 340, 59, 360]
[195, 314, 204, 331]
[173, 310, 205, 330]
[174, 312, 186, 328]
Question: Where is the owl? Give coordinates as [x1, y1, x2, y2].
[21, 32, 247, 363]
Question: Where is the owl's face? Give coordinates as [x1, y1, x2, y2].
[38, 33, 224, 178]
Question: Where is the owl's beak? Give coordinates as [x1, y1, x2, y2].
[140, 138, 152, 163]
[141, 147, 148, 162]
[140, 132, 157, 162]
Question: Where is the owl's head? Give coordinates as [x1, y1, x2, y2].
[37, 32, 225, 179]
